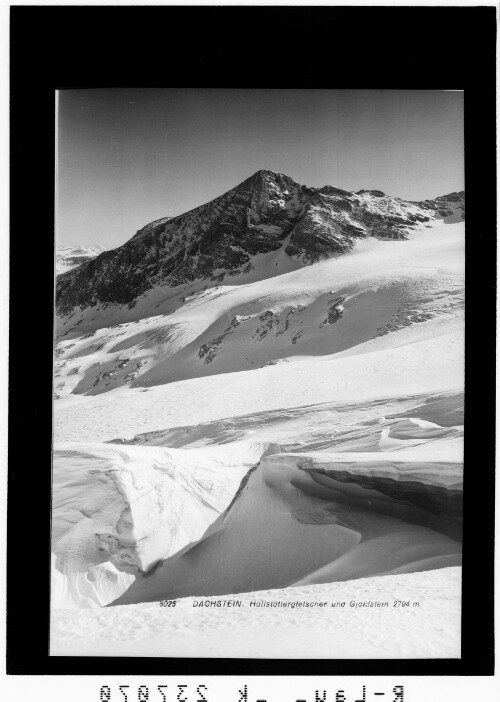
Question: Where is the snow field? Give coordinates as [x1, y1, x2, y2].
[51, 567, 461, 658]
[51, 217, 465, 657]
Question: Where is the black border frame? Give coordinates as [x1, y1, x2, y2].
[8, 5, 496, 676]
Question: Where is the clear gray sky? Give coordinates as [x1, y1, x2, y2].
[56, 89, 464, 250]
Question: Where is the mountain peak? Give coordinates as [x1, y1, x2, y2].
[56, 172, 465, 316]
[251, 168, 286, 179]
[242, 169, 299, 190]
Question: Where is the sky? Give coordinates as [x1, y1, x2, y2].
[56, 89, 464, 250]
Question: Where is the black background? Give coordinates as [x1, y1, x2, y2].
[9, 5, 496, 676]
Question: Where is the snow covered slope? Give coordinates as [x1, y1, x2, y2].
[53, 219, 463, 399]
[52, 415, 462, 609]
[52, 441, 276, 608]
[51, 172, 464, 658]
[52, 567, 462, 658]
[110, 433, 461, 605]
[56, 245, 105, 275]
[55, 170, 463, 315]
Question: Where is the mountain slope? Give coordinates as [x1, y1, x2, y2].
[55, 170, 464, 315]
[54, 219, 464, 398]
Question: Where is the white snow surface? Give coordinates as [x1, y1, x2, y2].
[56, 245, 104, 275]
[52, 219, 464, 657]
[54, 222, 463, 402]
[51, 568, 461, 658]
[52, 441, 275, 608]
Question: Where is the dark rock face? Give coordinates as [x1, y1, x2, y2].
[415, 191, 465, 221]
[320, 297, 345, 327]
[56, 170, 465, 315]
[356, 189, 386, 197]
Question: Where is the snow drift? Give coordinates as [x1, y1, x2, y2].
[52, 417, 462, 609]
[110, 432, 462, 606]
[51, 441, 276, 608]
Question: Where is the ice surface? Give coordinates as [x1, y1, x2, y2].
[111, 442, 461, 606]
[51, 218, 464, 657]
[52, 441, 274, 608]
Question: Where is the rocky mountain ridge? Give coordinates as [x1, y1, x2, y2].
[56, 170, 464, 315]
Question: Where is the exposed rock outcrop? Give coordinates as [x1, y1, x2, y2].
[56, 171, 464, 315]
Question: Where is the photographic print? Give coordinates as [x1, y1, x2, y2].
[49, 88, 465, 659]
